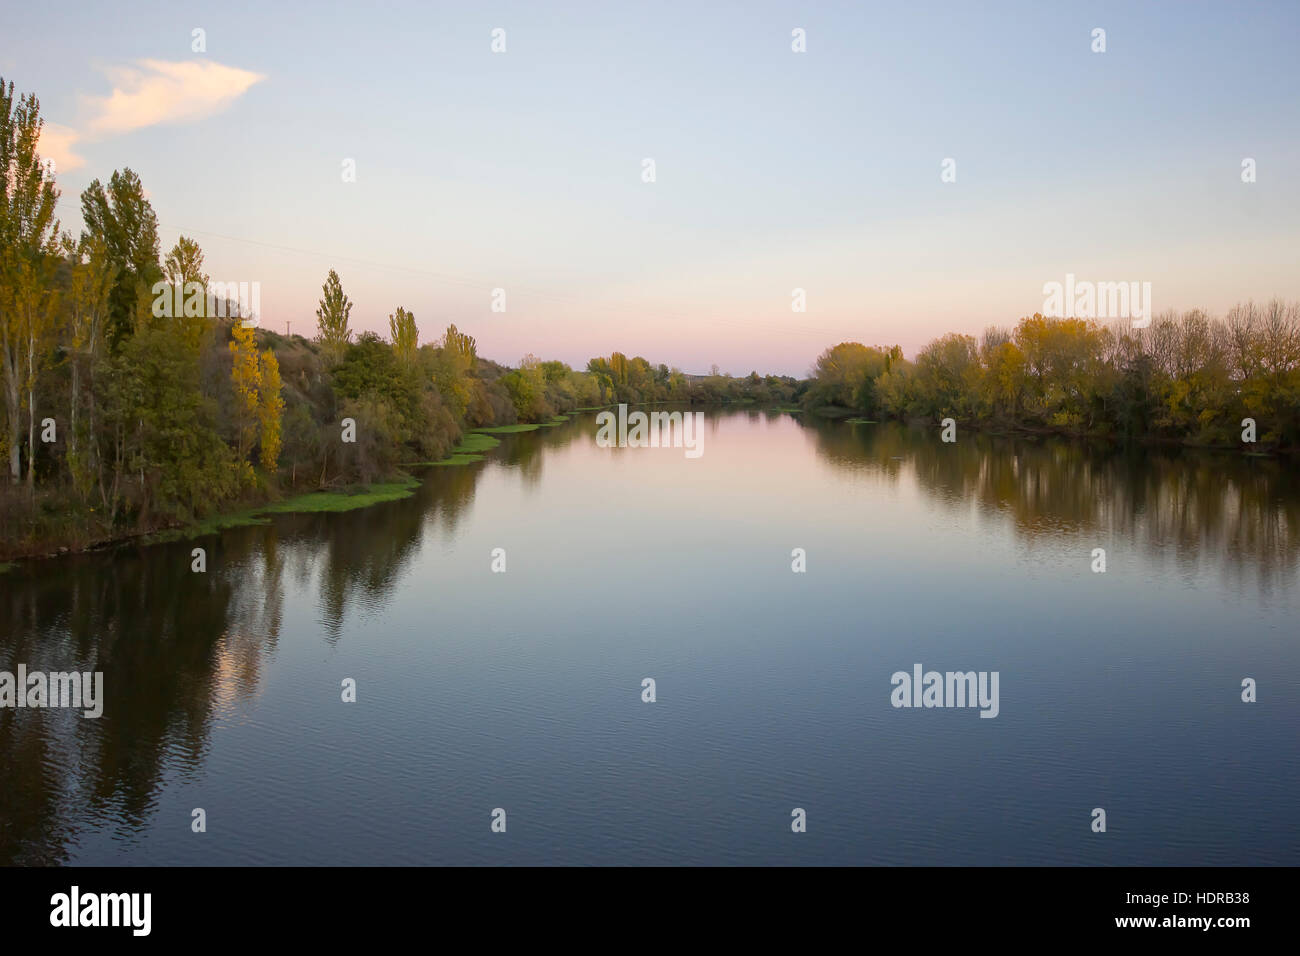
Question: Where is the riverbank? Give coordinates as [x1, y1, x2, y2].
[811, 405, 1297, 456]
[1, 422, 541, 566]
[3, 404, 779, 566]
[150, 477, 426, 540]
[0, 410, 621, 567]
[0, 477, 429, 570]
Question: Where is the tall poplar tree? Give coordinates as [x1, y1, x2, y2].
[258, 349, 283, 472]
[315, 269, 353, 362]
[389, 306, 417, 365]
[229, 322, 261, 462]
[0, 77, 62, 485]
[79, 168, 161, 352]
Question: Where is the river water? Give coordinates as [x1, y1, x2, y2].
[1, 409, 1296, 864]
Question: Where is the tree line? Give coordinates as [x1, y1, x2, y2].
[0, 77, 792, 558]
[803, 306, 1300, 449]
[7, 72, 1292, 559]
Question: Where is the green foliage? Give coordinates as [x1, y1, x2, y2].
[474, 424, 540, 434]
[1, 76, 63, 487]
[502, 353, 551, 421]
[389, 306, 418, 365]
[258, 348, 284, 471]
[803, 343, 898, 415]
[583, 352, 797, 407]
[802, 307, 1300, 450]
[259, 478, 419, 513]
[451, 433, 501, 452]
[79, 168, 161, 352]
[315, 268, 353, 361]
[334, 332, 415, 409]
[164, 236, 208, 288]
[107, 321, 248, 524]
[229, 321, 261, 460]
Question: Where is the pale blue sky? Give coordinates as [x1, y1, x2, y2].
[5, 0, 1298, 374]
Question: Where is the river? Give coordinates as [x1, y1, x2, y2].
[2, 409, 1297, 864]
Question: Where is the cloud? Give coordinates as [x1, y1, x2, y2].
[85, 59, 265, 137]
[36, 122, 86, 173]
[31, 61, 263, 180]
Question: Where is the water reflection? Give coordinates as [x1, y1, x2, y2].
[806, 416, 1300, 595]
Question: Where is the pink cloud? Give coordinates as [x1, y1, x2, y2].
[85, 59, 264, 137]
[35, 121, 85, 173]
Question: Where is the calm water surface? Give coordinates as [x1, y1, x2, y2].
[2, 410, 1297, 865]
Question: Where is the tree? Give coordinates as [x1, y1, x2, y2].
[65, 235, 115, 498]
[611, 352, 629, 385]
[1012, 314, 1103, 427]
[912, 333, 980, 418]
[441, 323, 476, 364]
[432, 323, 477, 418]
[333, 330, 438, 456]
[11, 255, 61, 490]
[162, 235, 211, 348]
[0, 77, 62, 486]
[503, 353, 550, 420]
[315, 269, 353, 361]
[108, 321, 244, 523]
[163, 235, 208, 288]
[980, 339, 1026, 419]
[389, 306, 417, 365]
[229, 322, 261, 461]
[805, 342, 893, 412]
[258, 348, 283, 472]
[586, 357, 615, 403]
[79, 168, 161, 352]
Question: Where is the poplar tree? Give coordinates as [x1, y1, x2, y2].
[0, 77, 62, 486]
[433, 323, 477, 416]
[229, 322, 261, 461]
[65, 236, 114, 498]
[163, 235, 208, 288]
[163, 235, 210, 347]
[258, 349, 283, 472]
[79, 168, 161, 352]
[389, 306, 417, 365]
[315, 269, 352, 361]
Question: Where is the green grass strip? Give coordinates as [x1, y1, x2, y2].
[473, 423, 541, 434]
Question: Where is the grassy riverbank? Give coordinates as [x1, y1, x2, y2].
[143, 477, 427, 543]
[405, 432, 502, 466]
[0, 475, 428, 566]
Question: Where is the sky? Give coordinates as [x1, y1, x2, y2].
[4, 0, 1299, 376]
